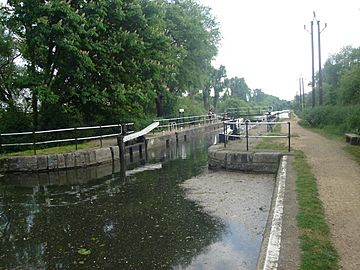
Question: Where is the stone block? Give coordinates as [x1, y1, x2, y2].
[94, 148, 112, 164]
[74, 151, 86, 167]
[8, 156, 38, 172]
[253, 152, 281, 164]
[64, 153, 75, 168]
[110, 146, 120, 161]
[57, 154, 66, 169]
[47, 154, 58, 170]
[226, 152, 252, 167]
[86, 151, 97, 165]
[252, 163, 279, 174]
[37, 155, 48, 171]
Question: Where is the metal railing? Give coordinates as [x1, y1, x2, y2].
[223, 121, 291, 152]
[154, 114, 221, 132]
[0, 123, 134, 155]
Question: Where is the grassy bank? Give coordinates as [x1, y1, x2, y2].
[293, 150, 339, 270]
[0, 142, 97, 159]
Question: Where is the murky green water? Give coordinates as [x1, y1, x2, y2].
[0, 134, 267, 269]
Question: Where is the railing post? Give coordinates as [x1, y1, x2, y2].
[288, 122, 291, 152]
[223, 121, 227, 148]
[245, 121, 249, 151]
[32, 131, 37, 155]
[99, 125, 103, 148]
[0, 134, 2, 154]
[117, 135, 126, 176]
[74, 127, 78, 151]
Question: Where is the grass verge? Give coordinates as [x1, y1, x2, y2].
[293, 150, 339, 270]
[0, 142, 97, 159]
[344, 144, 360, 166]
[255, 140, 288, 151]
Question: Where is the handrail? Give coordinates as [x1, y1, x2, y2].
[0, 123, 134, 155]
[154, 114, 221, 132]
[223, 121, 291, 152]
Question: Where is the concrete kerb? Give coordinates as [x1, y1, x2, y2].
[257, 155, 288, 270]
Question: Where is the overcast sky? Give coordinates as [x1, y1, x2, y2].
[1, 1, 359, 101]
[198, 0, 360, 100]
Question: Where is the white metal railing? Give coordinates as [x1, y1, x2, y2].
[0, 123, 134, 154]
[154, 114, 221, 132]
[222, 120, 291, 152]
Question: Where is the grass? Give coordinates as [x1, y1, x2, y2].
[0, 142, 97, 159]
[293, 150, 339, 270]
[255, 140, 288, 151]
[344, 144, 360, 166]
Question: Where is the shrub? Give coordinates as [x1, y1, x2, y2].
[301, 105, 360, 135]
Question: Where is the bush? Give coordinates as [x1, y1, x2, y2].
[301, 105, 360, 135]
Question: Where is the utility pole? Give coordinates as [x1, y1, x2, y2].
[298, 78, 302, 111]
[316, 19, 327, 105]
[301, 77, 305, 109]
[304, 15, 316, 107]
[310, 20, 315, 107]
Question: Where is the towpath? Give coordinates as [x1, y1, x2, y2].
[284, 117, 360, 270]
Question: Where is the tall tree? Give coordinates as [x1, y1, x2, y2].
[228, 76, 250, 101]
[0, 10, 20, 109]
[212, 65, 226, 111]
[164, 0, 220, 96]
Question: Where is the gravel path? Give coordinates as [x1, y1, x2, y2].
[290, 117, 360, 270]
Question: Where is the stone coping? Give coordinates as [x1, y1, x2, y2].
[0, 147, 119, 173]
[208, 144, 283, 173]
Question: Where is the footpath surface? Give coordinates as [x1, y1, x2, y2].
[281, 118, 360, 270]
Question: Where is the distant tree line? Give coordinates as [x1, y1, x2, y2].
[294, 46, 360, 134]
[0, 0, 288, 133]
[294, 45, 360, 109]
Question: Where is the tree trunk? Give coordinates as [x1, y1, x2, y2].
[203, 87, 210, 110]
[32, 91, 38, 131]
[155, 94, 164, 117]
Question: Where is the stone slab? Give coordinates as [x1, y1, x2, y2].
[37, 155, 48, 171]
[94, 148, 112, 164]
[47, 155, 58, 170]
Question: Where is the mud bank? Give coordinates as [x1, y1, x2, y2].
[180, 170, 275, 269]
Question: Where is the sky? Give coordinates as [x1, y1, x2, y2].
[1, 1, 359, 101]
[197, 0, 360, 100]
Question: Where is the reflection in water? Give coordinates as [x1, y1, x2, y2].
[0, 134, 228, 269]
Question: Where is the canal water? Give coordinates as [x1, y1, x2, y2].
[0, 134, 274, 269]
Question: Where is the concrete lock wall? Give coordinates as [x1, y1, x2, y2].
[0, 148, 116, 173]
[208, 144, 282, 173]
[147, 122, 222, 149]
[0, 122, 223, 173]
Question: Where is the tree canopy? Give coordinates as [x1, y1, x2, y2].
[0, 0, 288, 133]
